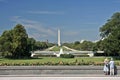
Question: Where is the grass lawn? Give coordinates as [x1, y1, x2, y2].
[1, 57, 119, 66]
[49, 46, 71, 51]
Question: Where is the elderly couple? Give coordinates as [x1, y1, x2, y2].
[103, 58, 115, 75]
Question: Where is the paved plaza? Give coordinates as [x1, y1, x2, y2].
[0, 76, 120, 80]
[0, 66, 119, 80]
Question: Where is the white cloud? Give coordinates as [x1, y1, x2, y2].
[27, 11, 64, 15]
[11, 16, 38, 24]
[11, 16, 56, 40]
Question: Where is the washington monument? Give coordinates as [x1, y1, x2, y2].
[58, 29, 61, 46]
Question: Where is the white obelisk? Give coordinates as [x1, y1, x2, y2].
[58, 29, 61, 46]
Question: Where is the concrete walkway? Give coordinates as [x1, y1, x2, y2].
[45, 46, 56, 51]
[0, 65, 120, 80]
[0, 66, 119, 75]
[0, 74, 119, 77]
[0, 76, 120, 80]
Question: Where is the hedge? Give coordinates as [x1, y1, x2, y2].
[60, 54, 74, 58]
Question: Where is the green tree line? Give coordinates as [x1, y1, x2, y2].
[63, 40, 95, 51]
[63, 12, 120, 56]
[0, 24, 54, 58]
[99, 12, 120, 56]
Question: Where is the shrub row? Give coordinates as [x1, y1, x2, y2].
[0, 61, 120, 66]
[0, 62, 98, 66]
[74, 55, 89, 57]
[33, 55, 56, 58]
[60, 54, 74, 58]
[33, 54, 89, 58]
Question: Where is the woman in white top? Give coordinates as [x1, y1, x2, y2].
[103, 58, 109, 75]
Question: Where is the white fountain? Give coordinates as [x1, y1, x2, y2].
[55, 48, 63, 57]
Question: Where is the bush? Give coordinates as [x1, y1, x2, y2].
[94, 53, 105, 56]
[33, 54, 56, 58]
[74, 55, 89, 57]
[113, 56, 120, 60]
[60, 54, 74, 58]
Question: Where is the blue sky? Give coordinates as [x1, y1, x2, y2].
[0, 0, 120, 43]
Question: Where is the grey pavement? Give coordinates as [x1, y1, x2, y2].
[0, 74, 119, 77]
[0, 66, 120, 75]
[0, 76, 120, 80]
[0, 65, 120, 80]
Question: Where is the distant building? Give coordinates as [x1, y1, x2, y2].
[80, 40, 85, 43]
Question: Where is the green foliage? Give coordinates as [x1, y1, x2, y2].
[33, 54, 56, 57]
[0, 24, 50, 59]
[60, 54, 74, 58]
[100, 12, 120, 38]
[11, 24, 29, 58]
[63, 12, 120, 57]
[27, 38, 36, 51]
[74, 41, 80, 45]
[99, 12, 120, 56]
[80, 41, 94, 51]
[49, 46, 71, 51]
[74, 54, 89, 57]
[34, 41, 48, 50]
[1, 57, 120, 66]
[63, 40, 94, 51]
[0, 30, 13, 53]
[94, 53, 105, 56]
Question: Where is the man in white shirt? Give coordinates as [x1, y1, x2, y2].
[109, 58, 114, 75]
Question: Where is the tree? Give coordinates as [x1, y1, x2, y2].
[34, 41, 48, 50]
[27, 38, 36, 52]
[80, 41, 94, 51]
[74, 41, 80, 45]
[0, 24, 53, 58]
[100, 12, 120, 56]
[0, 30, 13, 57]
[11, 24, 29, 58]
[100, 12, 120, 39]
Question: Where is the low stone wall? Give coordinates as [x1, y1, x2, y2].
[0, 66, 119, 75]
